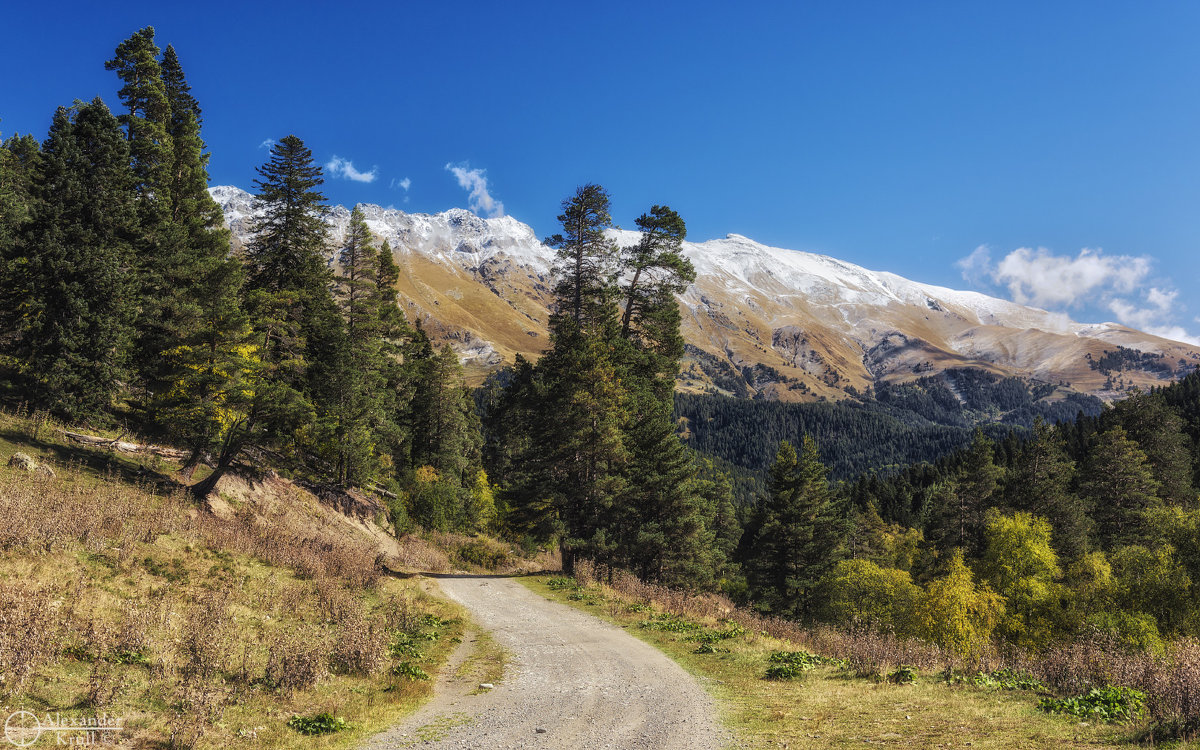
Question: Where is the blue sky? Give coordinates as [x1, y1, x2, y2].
[4, 1, 1200, 342]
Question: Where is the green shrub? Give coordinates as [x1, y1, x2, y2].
[388, 635, 423, 659]
[287, 713, 348, 735]
[763, 650, 839, 679]
[1038, 686, 1145, 723]
[546, 577, 576, 590]
[638, 614, 701, 633]
[455, 538, 510, 570]
[965, 668, 1044, 691]
[693, 642, 730, 654]
[887, 665, 918, 684]
[391, 662, 430, 680]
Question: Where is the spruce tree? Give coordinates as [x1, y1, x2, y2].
[105, 27, 172, 203]
[245, 134, 340, 408]
[744, 437, 847, 619]
[0, 133, 40, 354]
[1081, 426, 1161, 548]
[1005, 420, 1091, 560]
[925, 428, 1000, 554]
[22, 100, 138, 420]
[1106, 393, 1193, 507]
[326, 207, 385, 484]
[246, 135, 331, 302]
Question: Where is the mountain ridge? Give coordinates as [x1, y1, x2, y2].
[209, 186, 1200, 401]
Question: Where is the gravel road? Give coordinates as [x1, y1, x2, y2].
[360, 574, 732, 749]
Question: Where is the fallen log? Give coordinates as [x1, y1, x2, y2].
[59, 430, 191, 460]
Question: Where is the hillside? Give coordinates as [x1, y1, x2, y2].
[0, 408, 541, 748]
[212, 186, 1200, 401]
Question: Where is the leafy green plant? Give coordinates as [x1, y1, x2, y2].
[693, 642, 730, 654]
[1038, 686, 1145, 723]
[958, 668, 1044, 691]
[546, 577, 576, 590]
[887, 665, 918, 684]
[391, 662, 430, 680]
[685, 622, 747, 644]
[388, 635, 423, 659]
[287, 713, 348, 735]
[108, 649, 151, 666]
[639, 613, 701, 633]
[455, 539, 510, 569]
[626, 602, 652, 613]
[763, 650, 830, 679]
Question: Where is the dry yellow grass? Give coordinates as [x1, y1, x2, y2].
[0, 409, 472, 749]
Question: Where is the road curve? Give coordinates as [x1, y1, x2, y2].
[360, 575, 732, 750]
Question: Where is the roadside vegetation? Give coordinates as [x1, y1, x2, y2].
[527, 562, 1199, 748]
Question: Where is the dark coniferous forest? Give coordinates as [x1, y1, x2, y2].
[3, 28, 1200, 663]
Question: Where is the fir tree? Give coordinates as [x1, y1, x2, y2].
[1106, 393, 1194, 507]
[188, 288, 315, 498]
[22, 100, 138, 420]
[325, 207, 386, 484]
[623, 394, 718, 588]
[744, 437, 847, 619]
[925, 428, 1000, 554]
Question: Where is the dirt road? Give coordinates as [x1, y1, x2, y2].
[360, 575, 732, 749]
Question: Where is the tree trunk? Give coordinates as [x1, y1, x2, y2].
[190, 462, 230, 500]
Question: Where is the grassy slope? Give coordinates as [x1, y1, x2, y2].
[522, 575, 1192, 750]
[0, 409, 497, 749]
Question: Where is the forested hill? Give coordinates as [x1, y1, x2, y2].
[677, 368, 1104, 502]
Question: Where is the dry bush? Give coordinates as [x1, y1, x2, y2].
[194, 509, 380, 589]
[177, 591, 231, 681]
[329, 610, 388, 676]
[313, 576, 360, 624]
[86, 659, 121, 708]
[395, 533, 451, 572]
[115, 601, 154, 658]
[379, 592, 423, 634]
[0, 471, 183, 554]
[264, 624, 329, 691]
[0, 582, 60, 696]
[168, 677, 226, 750]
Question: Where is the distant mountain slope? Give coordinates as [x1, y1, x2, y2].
[210, 186, 1200, 401]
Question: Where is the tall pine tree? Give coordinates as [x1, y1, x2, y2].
[21, 100, 139, 420]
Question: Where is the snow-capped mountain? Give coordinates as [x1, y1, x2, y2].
[209, 186, 1200, 401]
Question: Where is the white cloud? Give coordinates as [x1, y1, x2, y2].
[959, 246, 1200, 345]
[325, 155, 378, 183]
[1144, 326, 1200, 346]
[258, 138, 276, 149]
[955, 246, 993, 287]
[1108, 288, 1200, 344]
[390, 177, 412, 191]
[444, 162, 504, 217]
[958, 245, 1151, 309]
